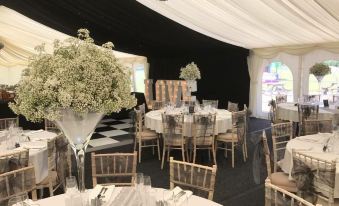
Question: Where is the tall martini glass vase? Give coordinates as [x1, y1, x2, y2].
[55, 109, 103, 192]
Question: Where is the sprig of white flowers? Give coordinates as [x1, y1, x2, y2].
[179, 62, 201, 80]
[9, 29, 137, 122]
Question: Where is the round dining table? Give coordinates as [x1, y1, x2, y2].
[276, 103, 339, 125]
[279, 132, 339, 198]
[145, 109, 232, 137]
[36, 187, 222, 206]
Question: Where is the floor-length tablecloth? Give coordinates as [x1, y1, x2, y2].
[145, 109, 232, 137]
[279, 133, 339, 198]
[36, 187, 222, 206]
[276, 103, 339, 125]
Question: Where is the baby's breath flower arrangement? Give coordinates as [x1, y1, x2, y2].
[9, 29, 136, 122]
[179, 62, 201, 80]
[310, 63, 331, 77]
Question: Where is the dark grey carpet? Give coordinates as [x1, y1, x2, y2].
[82, 117, 272, 206]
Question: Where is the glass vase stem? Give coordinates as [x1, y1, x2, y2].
[73, 147, 86, 192]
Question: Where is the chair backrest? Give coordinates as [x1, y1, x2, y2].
[91, 151, 137, 187]
[152, 100, 165, 110]
[46, 138, 57, 174]
[0, 150, 29, 174]
[303, 119, 333, 135]
[169, 157, 217, 200]
[231, 110, 247, 145]
[276, 94, 287, 104]
[292, 150, 335, 205]
[192, 114, 216, 145]
[0, 117, 19, 131]
[262, 130, 272, 177]
[227, 101, 239, 112]
[135, 109, 146, 134]
[298, 104, 319, 122]
[44, 119, 60, 133]
[271, 122, 292, 172]
[161, 113, 184, 142]
[0, 166, 36, 203]
[202, 100, 218, 109]
[55, 134, 71, 189]
[303, 95, 320, 103]
[265, 178, 321, 206]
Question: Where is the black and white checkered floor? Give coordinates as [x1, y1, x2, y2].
[86, 117, 134, 152]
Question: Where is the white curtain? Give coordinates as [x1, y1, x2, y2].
[0, 6, 148, 85]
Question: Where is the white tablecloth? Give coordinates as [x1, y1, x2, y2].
[0, 130, 57, 183]
[145, 109, 232, 137]
[279, 133, 339, 198]
[36, 187, 222, 206]
[276, 103, 339, 125]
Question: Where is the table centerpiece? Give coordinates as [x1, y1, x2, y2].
[9, 29, 136, 192]
[310, 63, 331, 97]
[179, 62, 201, 100]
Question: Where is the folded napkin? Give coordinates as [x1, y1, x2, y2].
[164, 187, 193, 206]
[90, 184, 115, 204]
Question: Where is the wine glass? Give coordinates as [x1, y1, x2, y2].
[8, 194, 28, 206]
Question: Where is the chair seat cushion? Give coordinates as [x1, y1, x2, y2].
[37, 171, 58, 186]
[137, 129, 158, 139]
[216, 132, 237, 142]
[270, 172, 297, 193]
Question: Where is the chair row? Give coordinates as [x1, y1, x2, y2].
[91, 151, 217, 200]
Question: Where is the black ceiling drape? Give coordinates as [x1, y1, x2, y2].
[1, 0, 250, 108]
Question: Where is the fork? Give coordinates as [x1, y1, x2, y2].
[174, 191, 186, 202]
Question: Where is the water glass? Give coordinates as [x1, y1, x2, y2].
[66, 176, 78, 194]
[143, 176, 151, 192]
[8, 194, 28, 206]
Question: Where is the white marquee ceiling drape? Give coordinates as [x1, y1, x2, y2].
[137, 0, 339, 49]
[0, 6, 147, 85]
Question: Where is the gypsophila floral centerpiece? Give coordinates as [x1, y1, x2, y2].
[179, 62, 201, 80]
[310, 63, 331, 79]
[9, 28, 136, 122]
[9, 28, 137, 192]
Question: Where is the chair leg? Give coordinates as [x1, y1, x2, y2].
[157, 138, 161, 160]
[152, 140, 155, 155]
[161, 144, 166, 169]
[242, 144, 246, 162]
[138, 138, 142, 163]
[231, 142, 235, 168]
[49, 183, 53, 197]
[167, 145, 170, 161]
[31, 189, 37, 201]
[224, 143, 227, 158]
[193, 145, 197, 164]
[181, 145, 185, 162]
[212, 144, 217, 165]
[208, 149, 211, 161]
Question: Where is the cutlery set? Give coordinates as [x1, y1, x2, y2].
[156, 190, 186, 206]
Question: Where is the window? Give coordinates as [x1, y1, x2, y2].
[308, 60, 339, 102]
[131, 64, 146, 93]
[262, 62, 293, 112]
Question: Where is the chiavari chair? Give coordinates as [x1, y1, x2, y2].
[169, 157, 217, 200]
[91, 151, 137, 187]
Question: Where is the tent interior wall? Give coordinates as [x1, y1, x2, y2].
[0, 0, 250, 109]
